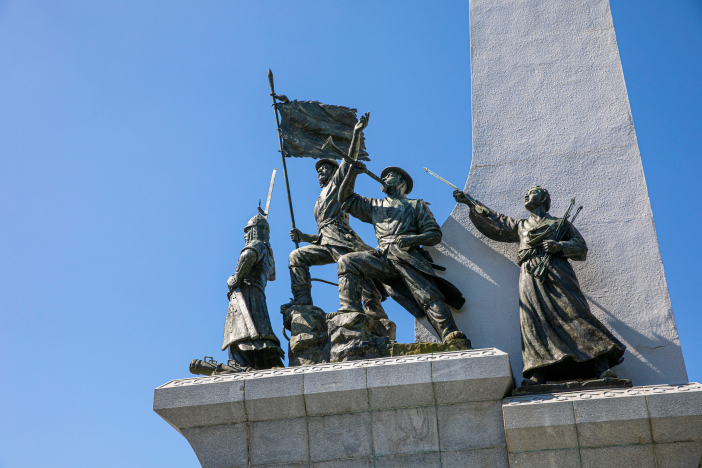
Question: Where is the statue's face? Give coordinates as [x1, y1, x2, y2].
[317, 164, 335, 187]
[382, 171, 403, 190]
[524, 188, 545, 211]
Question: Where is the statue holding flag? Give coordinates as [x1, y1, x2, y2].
[280, 114, 389, 326]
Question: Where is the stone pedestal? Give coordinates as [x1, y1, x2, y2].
[503, 382, 702, 467]
[154, 351, 701, 467]
[154, 349, 514, 468]
[284, 305, 330, 366]
[327, 312, 391, 362]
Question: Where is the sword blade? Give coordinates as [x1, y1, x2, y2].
[264, 168, 277, 218]
[423, 167, 460, 191]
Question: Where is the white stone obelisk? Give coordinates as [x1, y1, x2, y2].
[418, 0, 688, 386]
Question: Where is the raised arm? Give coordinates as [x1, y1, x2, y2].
[348, 112, 369, 162]
[339, 159, 366, 204]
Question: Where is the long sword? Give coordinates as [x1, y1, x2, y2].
[263, 168, 277, 218]
[423, 167, 485, 213]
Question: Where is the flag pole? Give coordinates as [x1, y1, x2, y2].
[268, 69, 299, 249]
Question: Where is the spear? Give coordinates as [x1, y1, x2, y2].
[268, 69, 299, 248]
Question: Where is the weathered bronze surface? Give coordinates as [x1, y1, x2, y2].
[454, 186, 626, 387]
[281, 115, 392, 335]
[275, 100, 370, 161]
[283, 305, 330, 366]
[189, 357, 252, 376]
[335, 121, 468, 344]
[221, 213, 285, 370]
[511, 377, 633, 396]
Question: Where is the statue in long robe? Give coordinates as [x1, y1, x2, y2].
[223, 213, 284, 370]
[454, 186, 625, 385]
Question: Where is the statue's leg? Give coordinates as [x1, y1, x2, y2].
[393, 263, 466, 343]
[337, 251, 395, 313]
[228, 344, 253, 368]
[283, 245, 335, 310]
[361, 279, 388, 320]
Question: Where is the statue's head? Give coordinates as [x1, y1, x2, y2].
[244, 213, 270, 243]
[381, 166, 413, 197]
[315, 159, 339, 188]
[524, 185, 551, 212]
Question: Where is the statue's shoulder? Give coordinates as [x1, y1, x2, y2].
[242, 239, 268, 257]
[406, 198, 430, 210]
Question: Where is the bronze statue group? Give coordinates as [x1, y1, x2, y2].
[216, 113, 626, 390]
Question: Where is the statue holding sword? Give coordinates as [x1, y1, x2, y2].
[426, 168, 626, 386]
[222, 171, 285, 370]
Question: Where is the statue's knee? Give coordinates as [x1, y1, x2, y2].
[337, 254, 356, 275]
[289, 250, 303, 267]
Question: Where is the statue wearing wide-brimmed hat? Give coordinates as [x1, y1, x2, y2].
[336, 157, 469, 344]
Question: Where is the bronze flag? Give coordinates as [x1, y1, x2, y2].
[275, 100, 370, 161]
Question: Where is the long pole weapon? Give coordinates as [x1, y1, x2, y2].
[268, 69, 299, 249]
[321, 136, 385, 187]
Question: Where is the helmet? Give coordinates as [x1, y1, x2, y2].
[244, 213, 270, 232]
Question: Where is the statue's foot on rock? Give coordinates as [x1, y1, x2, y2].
[443, 331, 467, 343]
[599, 368, 617, 379]
[520, 377, 543, 387]
[280, 286, 313, 312]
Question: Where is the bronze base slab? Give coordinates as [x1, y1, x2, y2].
[511, 377, 632, 396]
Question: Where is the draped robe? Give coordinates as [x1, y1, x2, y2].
[469, 206, 625, 379]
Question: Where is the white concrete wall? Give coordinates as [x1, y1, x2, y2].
[418, 0, 688, 385]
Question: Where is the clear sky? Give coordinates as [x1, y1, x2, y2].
[0, 1, 700, 467]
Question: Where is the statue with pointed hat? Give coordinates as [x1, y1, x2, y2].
[222, 212, 285, 370]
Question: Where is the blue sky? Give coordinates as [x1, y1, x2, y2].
[0, 1, 700, 467]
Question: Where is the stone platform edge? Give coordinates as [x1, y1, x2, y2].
[154, 348, 514, 430]
[502, 382, 702, 467]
